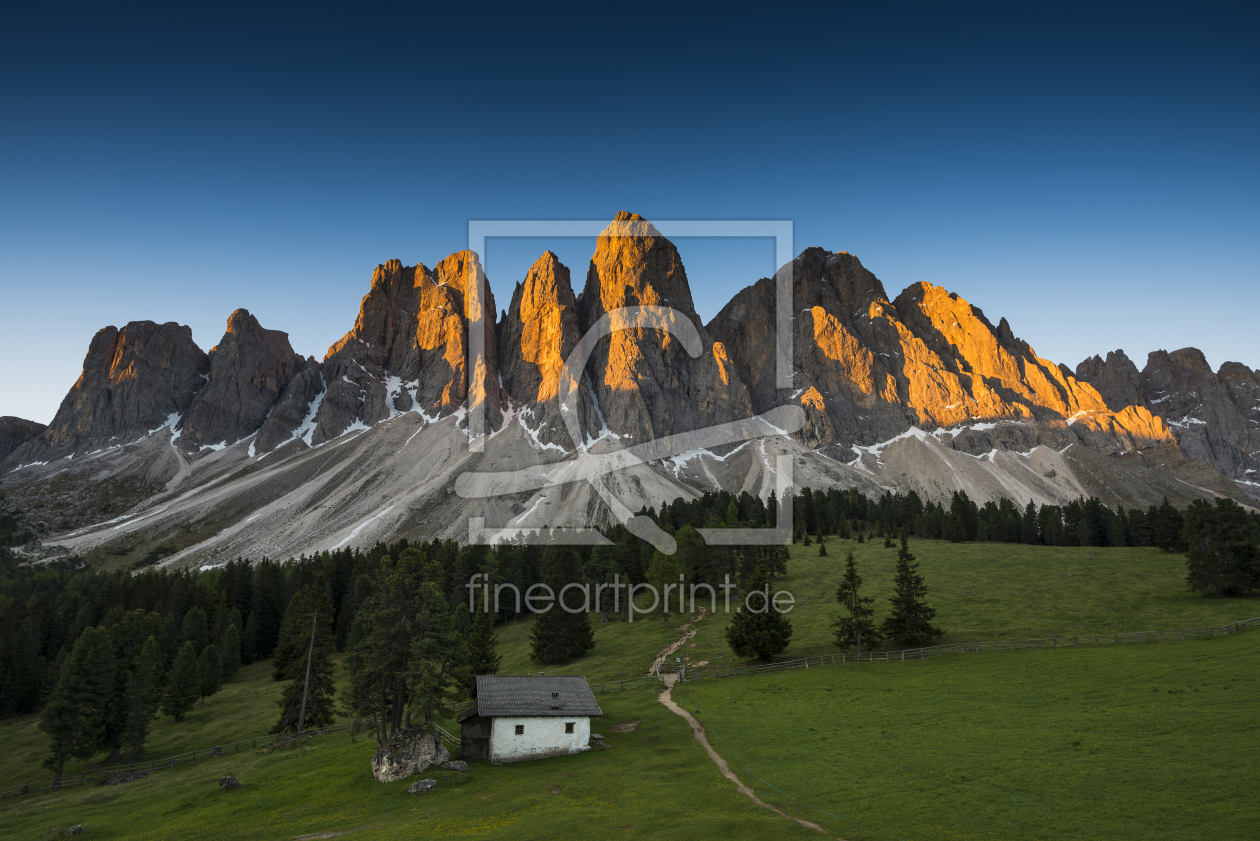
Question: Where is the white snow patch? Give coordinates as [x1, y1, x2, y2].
[332, 505, 396, 550]
[296, 389, 325, 446]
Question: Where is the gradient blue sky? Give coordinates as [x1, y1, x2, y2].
[2, 3, 1257, 424]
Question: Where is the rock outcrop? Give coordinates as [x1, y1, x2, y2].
[0, 417, 45, 463]
[709, 248, 1172, 457]
[179, 309, 305, 448]
[1076, 348, 1260, 490]
[311, 255, 502, 445]
[497, 251, 600, 449]
[2, 210, 1254, 565]
[370, 730, 450, 783]
[7, 321, 208, 465]
[576, 212, 753, 444]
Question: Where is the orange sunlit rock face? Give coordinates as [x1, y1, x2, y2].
[575, 212, 753, 443]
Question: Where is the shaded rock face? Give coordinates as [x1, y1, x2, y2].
[575, 212, 753, 444]
[497, 251, 600, 449]
[14, 321, 208, 462]
[709, 248, 1169, 456]
[0, 417, 46, 463]
[371, 730, 450, 783]
[1076, 348, 1260, 485]
[254, 357, 324, 452]
[179, 309, 304, 448]
[312, 255, 502, 445]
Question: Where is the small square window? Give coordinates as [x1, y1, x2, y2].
[514, 724, 524, 735]
[565, 722, 575, 734]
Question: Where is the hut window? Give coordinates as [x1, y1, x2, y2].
[515, 724, 524, 735]
[565, 722, 575, 734]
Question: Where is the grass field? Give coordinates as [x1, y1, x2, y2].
[1, 538, 1256, 840]
[0, 682, 820, 841]
[674, 630, 1260, 841]
[0, 658, 290, 791]
[680, 537, 1259, 669]
[487, 538, 1259, 678]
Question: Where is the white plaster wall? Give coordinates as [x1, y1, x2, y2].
[489, 716, 591, 764]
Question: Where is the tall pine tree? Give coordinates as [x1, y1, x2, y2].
[120, 637, 160, 761]
[530, 550, 595, 664]
[198, 645, 222, 704]
[273, 578, 337, 733]
[161, 641, 200, 722]
[220, 623, 242, 680]
[725, 560, 792, 661]
[40, 627, 116, 781]
[881, 533, 942, 647]
[463, 609, 502, 697]
[832, 551, 881, 653]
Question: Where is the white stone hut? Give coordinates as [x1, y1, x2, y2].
[457, 675, 603, 764]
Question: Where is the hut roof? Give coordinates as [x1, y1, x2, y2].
[467, 675, 603, 719]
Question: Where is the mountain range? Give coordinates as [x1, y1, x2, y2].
[2, 212, 1256, 566]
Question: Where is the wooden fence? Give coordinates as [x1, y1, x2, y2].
[0, 721, 366, 800]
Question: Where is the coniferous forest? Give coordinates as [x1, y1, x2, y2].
[0, 485, 1255, 774]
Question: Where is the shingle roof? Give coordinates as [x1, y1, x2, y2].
[473, 675, 603, 718]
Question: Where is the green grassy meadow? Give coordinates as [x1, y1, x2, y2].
[674, 630, 1260, 841]
[0, 682, 819, 841]
[1, 538, 1256, 839]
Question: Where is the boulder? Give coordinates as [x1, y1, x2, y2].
[406, 779, 437, 794]
[440, 760, 468, 772]
[370, 730, 450, 783]
[62, 827, 86, 837]
[218, 776, 243, 790]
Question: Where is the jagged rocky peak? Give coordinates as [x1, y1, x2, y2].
[0, 417, 46, 463]
[309, 252, 502, 445]
[36, 321, 208, 455]
[497, 252, 599, 449]
[178, 309, 305, 448]
[1075, 349, 1144, 411]
[576, 211, 752, 443]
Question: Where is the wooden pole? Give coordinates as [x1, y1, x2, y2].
[298, 610, 318, 736]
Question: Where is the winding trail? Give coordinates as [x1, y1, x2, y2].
[658, 673, 841, 839]
[648, 608, 843, 839]
[647, 607, 708, 675]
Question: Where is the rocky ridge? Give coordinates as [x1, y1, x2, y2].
[1076, 348, 1260, 494]
[1, 211, 1255, 564]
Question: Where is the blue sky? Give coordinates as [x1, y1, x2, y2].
[2, 3, 1257, 424]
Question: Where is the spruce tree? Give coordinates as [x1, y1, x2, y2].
[832, 551, 881, 652]
[161, 641, 200, 722]
[120, 637, 160, 761]
[273, 578, 337, 733]
[530, 550, 596, 664]
[1154, 498, 1187, 552]
[220, 623, 242, 680]
[583, 544, 622, 622]
[180, 607, 208, 654]
[40, 627, 116, 781]
[881, 533, 942, 647]
[462, 608, 502, 697]
[197, 644, 222, 704]
[13, 617, 44, 714]
[242, 610, 258, 664]
[344, 549, 463, 742]
[1184, 497, 1260, 597]
[272, 573, 334, 681]
[725, 560, 792, 661]
[819, 540, 828, 557]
